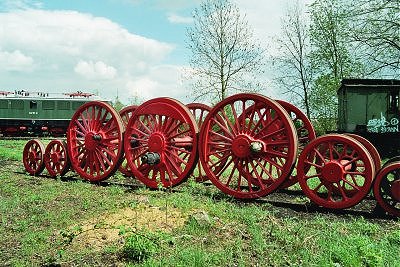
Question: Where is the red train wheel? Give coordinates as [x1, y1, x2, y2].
[276, 100, 316, 189]
[44, 140, 70, 177]
[199, 93, 298, 199]
[373, 161, 400, 217]
[124, 98, 199, 188]
[345, 133, 381, 171]
[297, 134, 375, 209]
[67, 101, 125, 182]
[187, 103, 212, 182]
[119, 105, 138, 177]
[23, 139, 45, 175]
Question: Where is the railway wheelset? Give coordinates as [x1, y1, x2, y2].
[22, 93, 400, 217]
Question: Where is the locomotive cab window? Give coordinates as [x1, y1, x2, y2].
[388, 91, 399, 113]
[42, 100, 55, 110]
[58, 101, 70, 110]
[11, 100, 24, 110]
[30, 101, 37, 109]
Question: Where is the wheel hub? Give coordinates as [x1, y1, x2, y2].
[85, 132, 102, 151]
[51, 152, 61, 163]
[232, 135, 251, 158]
[148, 133, 165, 152]
[321, 161, 344, 183]
[28, 151, 37, 161]
[391, 180, 400, 202]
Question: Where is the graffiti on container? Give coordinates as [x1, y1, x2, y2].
[367, 112, 399, 133]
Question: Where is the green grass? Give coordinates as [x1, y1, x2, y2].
[0, 140, 399, 266]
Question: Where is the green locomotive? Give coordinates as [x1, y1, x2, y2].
[0, 91, 104, 136]
[337, 78, 400, 157]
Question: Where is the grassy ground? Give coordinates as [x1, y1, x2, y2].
[0, 140, 399, 266]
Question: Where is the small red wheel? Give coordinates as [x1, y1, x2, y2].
[124, 98, 199, 188]
[44, 140, 70, 177]
[119, 105, 138, 176]
[276, 100, 316, 189]
[67, 101, 125, 182]
[297, 134, 375, 209]
[23, 139, 45, 175]
[199, 93, 298, 199]
[373, 161, 400, 217]
[187, 103, 212, 182]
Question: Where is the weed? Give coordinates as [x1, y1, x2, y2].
[122, 231, 158, 263]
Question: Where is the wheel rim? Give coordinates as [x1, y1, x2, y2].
[119, 105, 138, 177]
[276, 100, 316, 189]
[23, 139, 45, 175]
[382, 156, 400, 168]
[187, 103, 212, 182]
[373, 161, 400, 217]
[44, 140, 70, 177]
[67, 101, 125, 182]
[199, 93, 298, 199]
[297, 134, 375, 209]
[124, 98, 199, 188]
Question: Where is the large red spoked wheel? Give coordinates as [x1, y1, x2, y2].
[119, 105, 138, 176]
[199, 93, 298, 199]
[297, 134, 375, 209]
[44, 139, 70, 177]
[373, 161, 400, 217]
[187, 103, 212, 182]
[67, 101, 125, 182]
[276, 100, 316, 189]
[124, 98, 199, 188]
[23, 139, 45, 175]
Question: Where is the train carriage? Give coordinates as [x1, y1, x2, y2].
[0, 91, 103, 136]
[337, 79, 400, 157]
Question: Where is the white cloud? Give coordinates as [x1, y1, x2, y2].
[126, 64, 188, 103]
[0, 9, 185, 103]
[167, 13, 193, 24]
[74, 60, 117, 80]
[0, 49, 34, 71]
[0, 0, 43, 11]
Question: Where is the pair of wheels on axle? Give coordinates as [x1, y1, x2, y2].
[194, 94, 383, 212]
[23, 139, 70, 177]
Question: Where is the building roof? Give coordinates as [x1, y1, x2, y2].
[338, 78, 400, 92]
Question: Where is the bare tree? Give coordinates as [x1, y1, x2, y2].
[274, 2, 313, 118]
[185, 0, 265, 102]
[348, 0, 400, 76]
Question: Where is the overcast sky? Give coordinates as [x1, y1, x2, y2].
[0, 0, 312, 105]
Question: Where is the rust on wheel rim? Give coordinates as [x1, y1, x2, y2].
[373, 161, 400, 217]
[23, 139, 45, 175]
[297, 134, 375, 209]
[119, 105, 138, 177]
[198, 93, 298, 199]
[67, 101, 125, 182]
[44, 139, 70, 177]
[124, 97, 199, 188]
